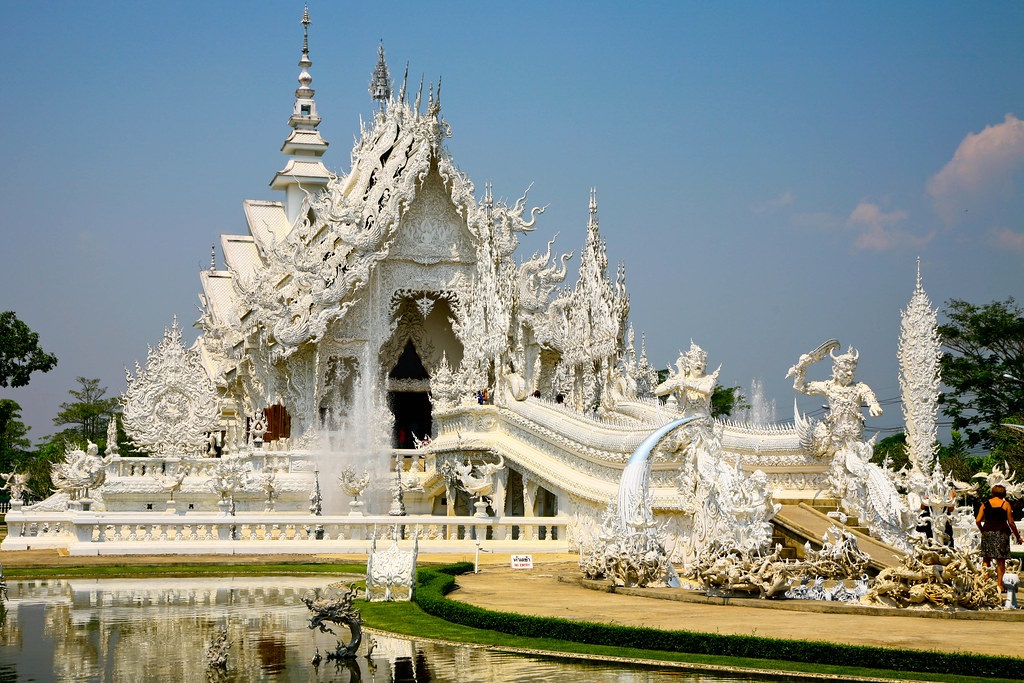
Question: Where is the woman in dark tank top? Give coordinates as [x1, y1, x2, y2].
[976, 484, 1022, 588]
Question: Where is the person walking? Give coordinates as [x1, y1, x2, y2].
[976, 484, 1023, 588]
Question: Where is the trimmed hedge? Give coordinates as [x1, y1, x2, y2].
[413, 565, 1021, 679]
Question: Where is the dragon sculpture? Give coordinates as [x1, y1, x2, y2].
[302, 583, 364, 660]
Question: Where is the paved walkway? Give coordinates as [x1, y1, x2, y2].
[4, 549, 1023, 661]
[444, 556, 1024, 660]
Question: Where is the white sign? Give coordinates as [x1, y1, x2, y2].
[510, 554, 533, 569]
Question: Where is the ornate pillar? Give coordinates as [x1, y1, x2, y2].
[492, 467, 509, 516]
[523, 477, 539, 517]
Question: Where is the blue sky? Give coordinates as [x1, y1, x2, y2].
[1, 2, 1022, 444]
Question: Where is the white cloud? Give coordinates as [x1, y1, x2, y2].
[988, 227, 1024, 251]
[789, 211, 841, 233]
[847, 201, 931, 251]
[753, 189, 794, 214]
[927, 114, 1024, 222]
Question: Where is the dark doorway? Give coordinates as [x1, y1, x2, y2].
[389, 340, 432, 448]
[389, 340, 429, 381]
[389, 391, 431, 448]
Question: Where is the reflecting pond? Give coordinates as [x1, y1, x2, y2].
[0, 576, 775, 682]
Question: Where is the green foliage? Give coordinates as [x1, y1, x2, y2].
[412, 565, 1021, 679]
[871, 433, 909, 471]
[20, 440, 65, 500]
[938, 298, 1024, 460]
[711, 385, 748, 418]
[0, 311, 58, 388]
[0, 399, 31, 471]
[51, 377, 120, 447]
[937, 430, 986, 489]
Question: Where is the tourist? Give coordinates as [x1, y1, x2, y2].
[975, 484, 1023, 588]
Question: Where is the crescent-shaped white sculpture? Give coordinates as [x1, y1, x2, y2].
[617, 416, 701, 529]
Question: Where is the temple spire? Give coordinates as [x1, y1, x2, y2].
[398, 62, 409, 103]
[291, 6, 318, 130]
[588, 187, 599, 230]
[370, 42, 392, 106]
[270, 5, 331, 225]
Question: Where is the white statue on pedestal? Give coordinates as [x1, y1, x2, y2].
[51, 442, 110, 508]
[790, 341, 912, 549]
[339, 465, 370, 516]
[653, 343, 780, 559]
[453, 456, 505, 518]
[655, 342, 719, 418]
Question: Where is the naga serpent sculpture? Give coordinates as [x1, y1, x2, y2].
[302, 583, 363, 660]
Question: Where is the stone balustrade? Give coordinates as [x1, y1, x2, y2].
[3, 509, 567, 556]
[107, 452, 315, 479]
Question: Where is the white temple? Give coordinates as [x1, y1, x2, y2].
[3, 13, 911, 561]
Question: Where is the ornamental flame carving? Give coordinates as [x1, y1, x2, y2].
[122, 319, 221, 457]
[899, 261, 941, 483]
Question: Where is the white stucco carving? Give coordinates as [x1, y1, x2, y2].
[366, 529, 418, 602]
[122, 319, 220, 458]
[899, 261, 942, 489]
[790, 341, 913, 550]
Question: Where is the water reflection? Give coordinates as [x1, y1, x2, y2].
[0, 577, 764, 682]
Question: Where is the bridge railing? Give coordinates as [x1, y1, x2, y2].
[2, 509, 567, 555]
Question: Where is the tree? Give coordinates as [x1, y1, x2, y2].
[871, 432, 910, 471]
[51, 377, 120, 448]
[0, 311, 58, 388]
[0, 311, 57, 458]
[938, 298, 1024, 456]
[710, 384, 749, 419]
[0, 398, 31, 471]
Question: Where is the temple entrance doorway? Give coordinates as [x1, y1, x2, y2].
[388, 340, 432, 448]
[389, 391, 431, 448]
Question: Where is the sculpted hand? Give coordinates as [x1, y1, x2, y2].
[869, 404, 883, 418]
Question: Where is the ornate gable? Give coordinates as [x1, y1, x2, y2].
[389, 168, 474, 264]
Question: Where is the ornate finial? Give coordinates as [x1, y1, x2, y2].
[484, 181, 493, 219]
[427, 80, 441, 118]
[210, 243, 216, 271]
[588, 187, 598, 228]
[916, 256, 922, 290]
[398, 62, 409, 103]
[370, 41, 392, 105]
[295, 6, 313, 92]
[302, 5, 310, 55]
[414, 75, 424, 113]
